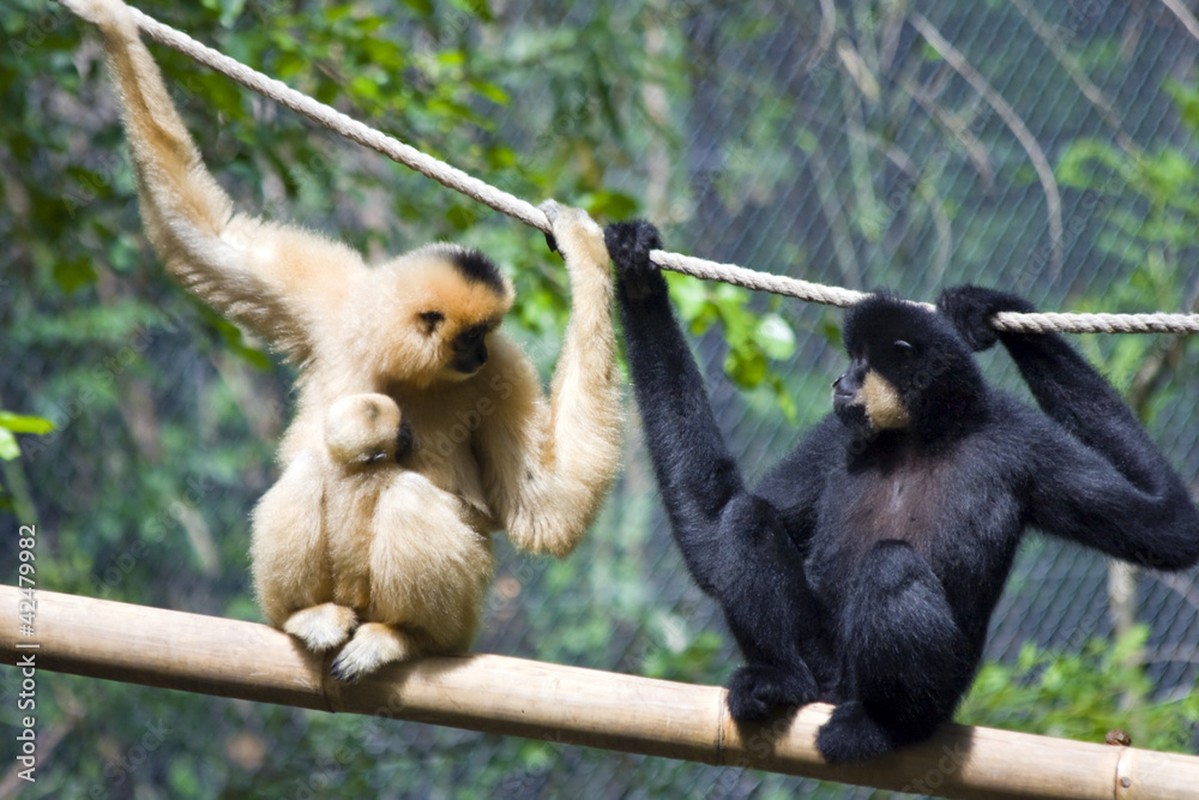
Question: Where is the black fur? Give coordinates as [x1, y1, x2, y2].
[446, 247, 507, 296]
[609, 220, 1199, 763]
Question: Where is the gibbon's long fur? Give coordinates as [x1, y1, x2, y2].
[71, 0, 623, 679]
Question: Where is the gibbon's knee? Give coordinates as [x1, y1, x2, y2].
[843, 542, 967, 705]
[325, 393, 402, 465]
[367, 472, 493, 646]
[250, 453, 329, 625]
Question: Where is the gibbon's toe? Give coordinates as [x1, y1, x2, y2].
[815, 701, 896, 764]
[538, 199, 562, 224]
[282, 603, 357, 653]
[329, 622, 413, 682]
[726, 664, 807, 724]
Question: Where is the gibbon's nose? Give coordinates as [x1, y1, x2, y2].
[454, 340, 488, 374]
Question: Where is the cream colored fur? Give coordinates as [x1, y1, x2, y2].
[254, 393, 493, 673]
[861, 371, 911, 430]
[76, 0, 623, 679]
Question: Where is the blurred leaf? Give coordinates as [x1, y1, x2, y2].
[755, 312, 796, 361]
[0, 411, 55, 435]
[0, 428, 20, 460]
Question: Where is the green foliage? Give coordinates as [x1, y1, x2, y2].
[1056, 85, 1199, 405]
[0, 410, 53, 460]
[960, 626, 1199, 753]
[667, 274, 799, 420]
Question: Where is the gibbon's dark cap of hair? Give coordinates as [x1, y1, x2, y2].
[843, 291, 969, 359]
[447, 247, 507, 296]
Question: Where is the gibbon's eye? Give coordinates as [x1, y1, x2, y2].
[893, 339, 916, 357]
[418, 310, 445, 336]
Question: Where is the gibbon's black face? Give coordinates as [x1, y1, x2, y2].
[836, 294, 932, 432]
[450, 322, 494, 375]
[415, 307, 501, 381]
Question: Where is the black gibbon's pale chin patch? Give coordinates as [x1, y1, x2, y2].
[861, 371, 911, 430]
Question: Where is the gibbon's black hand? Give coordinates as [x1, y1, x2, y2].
[395, 417, 415, 464]
[937, 285, 1036, 352]
[605, 220, 665, 301]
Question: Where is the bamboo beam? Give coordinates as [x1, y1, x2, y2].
[3, 586, 1197, 799]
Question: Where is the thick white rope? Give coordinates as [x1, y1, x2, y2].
[103, 6, 1199, 335]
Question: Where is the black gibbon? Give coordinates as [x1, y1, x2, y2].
[71, 0, 623, 680]
[606, 219, 1199, 763]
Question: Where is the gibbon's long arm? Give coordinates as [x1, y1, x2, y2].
[85, 0, 368, 363]
[940, 287, 1199, 570]
[1014, 332, 1199, 568]
[607, 222, 825, 591]
[608, 221, 826, 715]
[612, 228, 751, 564]
[476, 205, 622, 558]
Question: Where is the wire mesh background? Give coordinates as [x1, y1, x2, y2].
[3, 1, 1199, 798]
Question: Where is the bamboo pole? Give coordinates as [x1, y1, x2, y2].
[3, 586, 1197, 799]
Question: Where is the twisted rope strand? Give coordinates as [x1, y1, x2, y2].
[112, 6, 1199, 335]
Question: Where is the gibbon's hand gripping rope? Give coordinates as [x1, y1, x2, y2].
[74, 2, 1199, 335]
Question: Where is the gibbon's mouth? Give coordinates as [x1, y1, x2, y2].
[443, 364, 482, 382]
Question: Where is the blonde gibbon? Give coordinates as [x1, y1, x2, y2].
[254, 392, 494, 678]
[70, 0, 623, 679]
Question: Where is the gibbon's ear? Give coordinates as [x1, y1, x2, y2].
[418, 310, 445, 336]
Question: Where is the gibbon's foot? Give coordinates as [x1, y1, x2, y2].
[815, 700, 898, 764]
[61, 0, 136, 32]
[329, 622, 414, 682]
[604, 220, 665, 301]
[726, 663, 815, 724]
[282, 603, 357, 653]
[324, 393, 403, 465]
